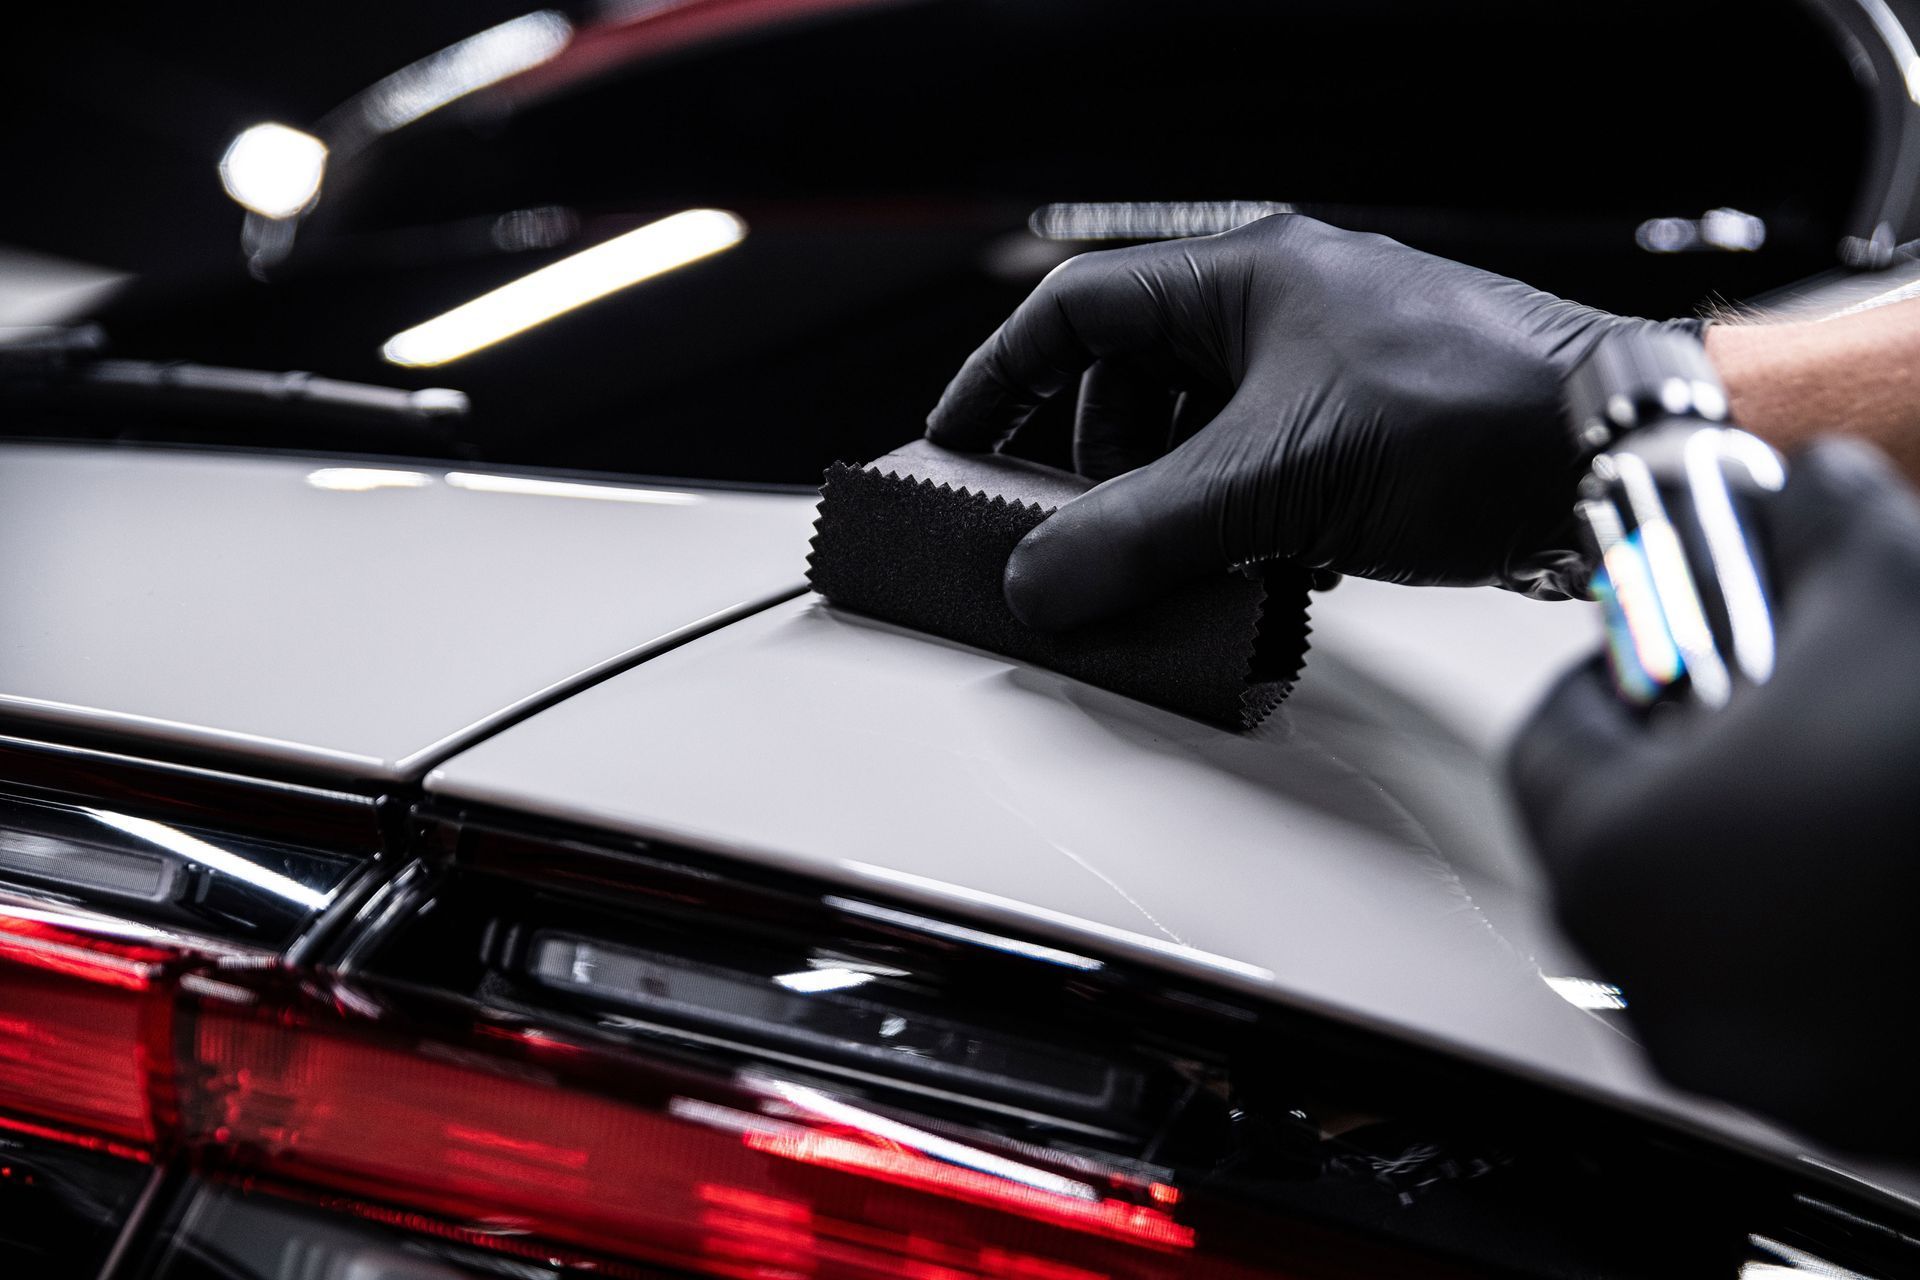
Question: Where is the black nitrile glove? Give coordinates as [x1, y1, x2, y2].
[926, 213, 1698, 629]
[1510, 440, 1920, 1156]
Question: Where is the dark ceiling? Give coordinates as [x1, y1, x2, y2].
[3, 2, 533, 271]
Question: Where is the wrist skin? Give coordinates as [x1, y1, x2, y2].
[1704, 298, 1920, 482]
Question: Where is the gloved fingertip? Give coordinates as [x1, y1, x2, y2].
[1003, 521, 1080, 631]
[925, 366, 1035, 453]
[922, 416, 968, 450]
[924, 400, 999, 453]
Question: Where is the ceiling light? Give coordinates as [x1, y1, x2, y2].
[218, 123, 329, 220]
[381, 208, 745, 367]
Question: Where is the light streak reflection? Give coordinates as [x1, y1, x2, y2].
[1684, 429, 1779, 686]
[83, 810, 330, 910]
[358, 11, 573, 134]
[381, 208, 746, 367]
[1614, 451, 1731, 707]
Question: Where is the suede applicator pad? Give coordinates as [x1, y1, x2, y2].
[806, 440, 1313, 729]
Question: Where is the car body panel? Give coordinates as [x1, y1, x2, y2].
[427, 586, 1683, 1099]
[1, 434, 1906, 1191]
[433, 582, 1920, 1193]
[0, 443, 815, 780]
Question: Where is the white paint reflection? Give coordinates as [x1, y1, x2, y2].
[359, 11, 573, 133]
[218, 124, 328, 220]
[381, 208, 746, 367]
[1030, 200, 1294, 241]
[1541, 975, 1627, 1011]
[823, 895, 1104, 972]
[772, 967, 876, 994]
[306, 467, 435, 492]
[443, 472, 704, 504]
[179, 974, 260, 1005]
[1745, 1233, 1876, 1278]
[85, 810, 331, 910]
[1821, 275, 1920, 321]
[838, 862, 1275, 984]
[765, 1079, 1098, 1200]
[0, 903, 170, 943]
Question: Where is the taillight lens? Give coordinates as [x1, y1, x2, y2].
[184, 976, 1222, 1279]
[0, 905, 181, 1158]
[0, 907, 1467, 1279]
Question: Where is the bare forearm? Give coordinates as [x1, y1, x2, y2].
[1705, 298, 1920, 480]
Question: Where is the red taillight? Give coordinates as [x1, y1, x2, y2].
[0, 906, 1469, 1279]
[740, 1128, 1193, 1249]
[191, 993, 760, 1268]
[0, 905, 181, 1159]
[184, 981, 1205, 1279]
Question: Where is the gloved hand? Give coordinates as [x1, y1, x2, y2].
[1509, 439, 1920, 1155]
[926, 213, 1698, 628]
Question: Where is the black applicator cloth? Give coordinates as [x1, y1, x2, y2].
[806, 440, 1313, 729]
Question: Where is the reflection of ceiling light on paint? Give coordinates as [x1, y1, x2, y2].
[1636, 208, 1766, 254]
[1030, 200, 1294, 241]
[86, 809, 330, 910]
[358, 10, 573, 133]
[772, 967, 876, 995]
[306, 468, 434, 492]
[764, 1079, 1099, 1200]
[444, 472, 703, 505]
[1541, 975, 1627, 1011]
[218, 124, 329, 219]
[824, 896, 1105, 971]
[381, 208, 746, 367]
[0, 903, 168, 943]
[1743, 1234, 1873, 1279]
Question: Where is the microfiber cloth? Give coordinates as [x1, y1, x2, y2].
[806, 440, 1312, 729]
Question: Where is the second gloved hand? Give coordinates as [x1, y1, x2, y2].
[926, 213, 1696, 628]
[1509, 440, 1920, 1154]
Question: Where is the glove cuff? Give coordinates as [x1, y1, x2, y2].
[1501, 317, 1714, 599]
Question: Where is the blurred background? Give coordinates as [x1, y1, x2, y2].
[1, 0, 1910, 482]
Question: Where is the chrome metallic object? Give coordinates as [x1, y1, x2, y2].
[1567, 330, 1787, 709]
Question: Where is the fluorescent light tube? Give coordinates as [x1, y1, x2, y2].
[382, 208, 746, 367]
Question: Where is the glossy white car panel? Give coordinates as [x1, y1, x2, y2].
[428, 586, 1628, 1067]
[432, 580, 1908, 1181]
[0, 443, 816, 778]
[5, 431, 1901, 1190]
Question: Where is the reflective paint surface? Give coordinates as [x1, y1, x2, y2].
[430, 588, 1625, 1076]
[0, 435, 1902, 1188]
[0, 444, 815, 779]
[430, 582, 1916, 1180]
